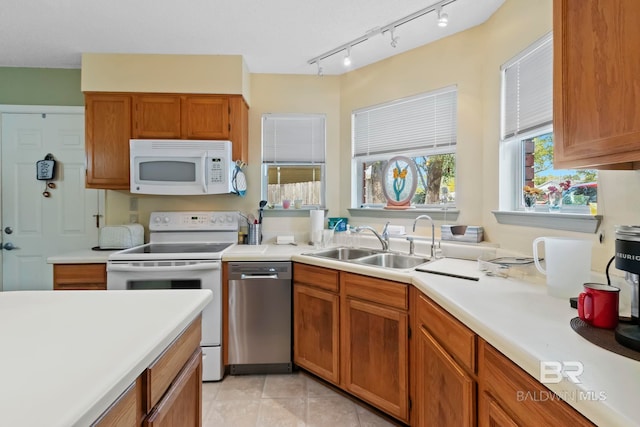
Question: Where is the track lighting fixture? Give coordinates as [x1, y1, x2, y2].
[307, 0, 456, 71]
[343, 48, 351, 67]
[437, 6, 449, 27]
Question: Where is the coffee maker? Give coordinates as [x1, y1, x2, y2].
[614, 226, 640, 351]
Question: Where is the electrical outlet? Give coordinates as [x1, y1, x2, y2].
[129, 214, 139, 224]
[129, 197, 138, 211]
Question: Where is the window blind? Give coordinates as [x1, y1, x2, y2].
[262, 114, 326, 163]
[353, 86, 457, 158]
[502, 33, 553, 139]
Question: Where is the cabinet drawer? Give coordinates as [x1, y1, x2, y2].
[293, 263, 339, 293]
[479, 340, 594, 427]
[343, 272, 408, 310]
[144, 348, 202, 427]
[416, 291, 476, 372]
[93, 379, 141, 427]
[53, 264, 107, 290]
[145, 317, 201, 410]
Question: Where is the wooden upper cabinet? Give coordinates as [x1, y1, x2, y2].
[181, 95, 229, 140]
[133, 94, 182, 138]
[85, 93, 131, 189]
[229, 95, 249, 163]
[553, 0, 640, 169]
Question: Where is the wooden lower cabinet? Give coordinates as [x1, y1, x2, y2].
[293, 264, 340, 384]
[411, 287, 476, 427]
[53, 263, 107, 290]
[414, 324, 474, 426]
[482, 393, 518, 427]
[478, 338, 595, 427]
[94, 380, 141, 427]
[292, 264, 409, 423]
[342, 296, 409, 422]
[144, 349, 202, 427]
[293, 283, 340, 383]
[92, 317, 203, 427]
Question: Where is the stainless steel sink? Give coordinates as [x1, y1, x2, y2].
[306, 247, 380, 261]
[354, 253, 430, 269]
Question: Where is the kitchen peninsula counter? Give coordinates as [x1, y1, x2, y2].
[0, 289, 212, 427]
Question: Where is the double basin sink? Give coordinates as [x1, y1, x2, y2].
[303, 246, 430, 270]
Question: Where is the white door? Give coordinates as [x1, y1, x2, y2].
[1, 109, 103, 291]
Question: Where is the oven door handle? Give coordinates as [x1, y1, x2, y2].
[107, 263, 220, 273]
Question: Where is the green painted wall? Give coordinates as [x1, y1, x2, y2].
[0, 67, 83, 106]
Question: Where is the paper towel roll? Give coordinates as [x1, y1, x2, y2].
[310, 210, 325, 245]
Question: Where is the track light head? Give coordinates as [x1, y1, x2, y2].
[343, 48, 351, 67]
[316, 61, 323, 76]
[437, 7, 448, 27]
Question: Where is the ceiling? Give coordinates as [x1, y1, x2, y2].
[0, 0, 505, 76]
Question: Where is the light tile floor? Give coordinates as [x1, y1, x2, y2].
[202, 370, 403, 427]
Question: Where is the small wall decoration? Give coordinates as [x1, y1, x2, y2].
[36, 153, 57, 198]
[382, 156, 417, 209]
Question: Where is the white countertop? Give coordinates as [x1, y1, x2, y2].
[0, 289, 212, 427]
[48, 243, 639, 426]
[47, 249, 118, 264]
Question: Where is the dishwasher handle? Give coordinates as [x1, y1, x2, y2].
[239, 273, 280, 280]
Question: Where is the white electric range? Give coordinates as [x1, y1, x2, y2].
[107, 211, 238, 381]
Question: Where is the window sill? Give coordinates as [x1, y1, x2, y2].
[492, 210, 602, 233]
[262, 208, 328, 218]
[348, 207, 459, 221]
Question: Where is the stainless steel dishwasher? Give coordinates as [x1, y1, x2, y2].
[228, 261, 292, 375]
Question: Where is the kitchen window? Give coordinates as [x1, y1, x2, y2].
[261, 113, 326, 208]
[352, 86, 457, 208]
[499, 33, 597, 215]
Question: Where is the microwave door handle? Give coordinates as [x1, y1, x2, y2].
[107, 263, 220, 273]
[201, 155, 207, 193]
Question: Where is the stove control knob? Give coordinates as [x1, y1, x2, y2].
[219, 216, 226, 223]
[226, 215, 234, 223]
[153, 216, 161, 223]
[163, 216, 170, 224]
[211, 216, 218, 223]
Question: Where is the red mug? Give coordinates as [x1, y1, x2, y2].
[578, 283, 620, 329]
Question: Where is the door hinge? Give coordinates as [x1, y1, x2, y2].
[409, 397, 412, 411]
[228, 123, 231, 131]
[408, 325, 412, 339]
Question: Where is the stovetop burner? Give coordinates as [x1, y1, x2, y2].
[125, 242, 233, 255]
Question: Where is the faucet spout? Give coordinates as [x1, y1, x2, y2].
[355, 223, 390, 251]
[413, 215, 436, 258]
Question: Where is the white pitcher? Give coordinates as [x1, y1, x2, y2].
[532, 237, 592, 298]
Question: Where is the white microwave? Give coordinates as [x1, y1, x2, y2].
[130, 139, 233, 195]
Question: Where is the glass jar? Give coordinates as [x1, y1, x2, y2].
[548, 191, 562, 212]
[523, 193, 537, 212]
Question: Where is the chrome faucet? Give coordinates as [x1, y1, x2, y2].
[355, 222, 390, 251]
[411, 215, 436, 258]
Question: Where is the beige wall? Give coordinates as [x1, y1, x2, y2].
[81, 53, 251, 103]
[103, 0, 638, 271]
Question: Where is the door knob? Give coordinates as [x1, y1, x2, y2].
[3, 242, 17, 250]
[4, 227, 13, 234]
